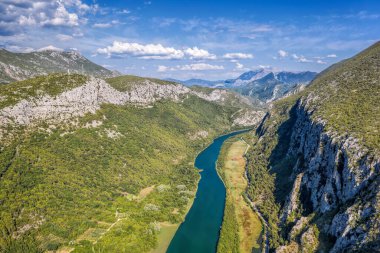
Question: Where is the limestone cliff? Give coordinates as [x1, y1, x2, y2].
[278, 100, 379, 252]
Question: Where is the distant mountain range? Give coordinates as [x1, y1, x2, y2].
[168, 69, 318, 102]
[0, 48, 119, 84]
[165, 78, 225, 87]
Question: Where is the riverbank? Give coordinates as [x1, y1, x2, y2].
[151, 130, 249, 253]
[149, 198, 195, 253]
[217, 138, 263, 253]
[167, 130, 250, 253]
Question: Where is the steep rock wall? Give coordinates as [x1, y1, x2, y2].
[278, 98, 380, 252]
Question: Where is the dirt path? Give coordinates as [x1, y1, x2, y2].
[241, 137, 270, 253]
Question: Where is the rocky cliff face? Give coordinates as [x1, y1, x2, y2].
[278, 99, 380, 252]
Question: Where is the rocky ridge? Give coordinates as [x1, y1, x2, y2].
[0, 77, 264, 141]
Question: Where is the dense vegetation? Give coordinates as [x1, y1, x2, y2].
[0, 74, 87, 109]
[0, 74, 241, 252]
[106, 75, 177, 92]
[307, 41, 380, 153]
[246, 96, 298, 249]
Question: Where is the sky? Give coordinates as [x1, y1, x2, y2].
[1, 0, 380, 80]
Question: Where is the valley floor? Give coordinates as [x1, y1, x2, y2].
[217, 138, 263, 253]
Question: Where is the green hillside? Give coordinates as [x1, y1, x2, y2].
[0, 74, 240, 252]
[306, 41, 380, 152]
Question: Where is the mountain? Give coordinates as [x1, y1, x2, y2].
[231, 70, 317, 102]
[170, 69, 318, 102]
[232, 71, 315, 102]
[0, 73, 264, 252]
[224, 68, 273, 87]
[0, 48, 119, 84]
[244, 42, 380, 252]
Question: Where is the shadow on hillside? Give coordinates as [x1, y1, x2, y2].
[269, 102, 299, 206]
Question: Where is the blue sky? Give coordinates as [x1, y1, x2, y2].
[1, 0, 380, 80]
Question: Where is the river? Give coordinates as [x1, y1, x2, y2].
[167, 130, 249, 253]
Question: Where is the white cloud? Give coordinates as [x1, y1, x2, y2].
[41, 3, 79, 27]
[157, 65, 170, 72]
[177, 63, 224, 71]
[18, 15, 37, 26]
[0, 0, 94, 35]
[119, 9, 131, 14]
[258, 65, 272, 69]
[97, 41, 185, 59]
[5, 45, 34, 53]
[235, 62, 244, 69]
[277, 49, 288, 58]
[93, 23, 111, 28]
[56, 34, 73, 41]
[157, 63, 224, 72]
[292, 54, 312, 63]
[184, 47, 216, 59]
[316, 59, 327, 64]
[223, 53, 253, 59]
[97, 42, 218, 60]
[37, 45, 64, 52]
[73, 31, 84, 37]
[327, 54, 337, 58]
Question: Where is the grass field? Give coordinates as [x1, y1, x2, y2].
[218, 139, 263, 253]
[149, 222, 179, 253]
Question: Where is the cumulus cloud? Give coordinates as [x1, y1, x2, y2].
[157, 63, 224, 72]
[316, 59, 327, 64]
[0, 0, 94, 35]
[292, 54, 312, 63]
[184, 47, 216, 59]
[40, 3, 79, 27]
[18, 15, 37, 26]
[327, 54, 337, 58]
[97, 41, 185, 59]
[97, 41, 219, 60]
[277, 49, 288, 58]
[223, 53, 253, 59]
